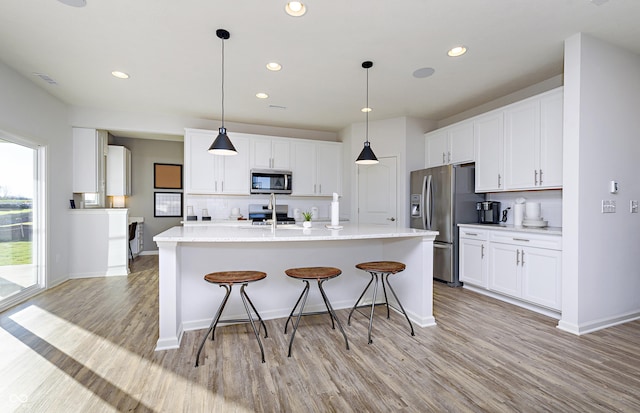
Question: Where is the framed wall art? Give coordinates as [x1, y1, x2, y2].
[154, 163, 183, 189]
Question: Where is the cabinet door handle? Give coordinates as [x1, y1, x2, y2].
[221, 181, 224, 192]
[464, 232, 478, 236]
[215, 181, 218, 192]
[447, 151, 451, 163]
[516, 249, 520, 265]
[481, 244, 484, 258]
[539, 169, 543, 185]
[442, 152, 446, 164]
[534, 170, 538, 186]
[521, 250, 525, 266]
[314, 184, 317, 194]
[319, 184, 322, 194]
[498, 174, 501, 188]
[513, 238, 530, 242]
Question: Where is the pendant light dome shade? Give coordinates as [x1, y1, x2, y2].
[355, 61, 378, 165]
[208, 127, 237, 155]
[209, 29, 238, 156]
[356, 141, 378, 164]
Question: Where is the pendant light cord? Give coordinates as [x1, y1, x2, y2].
[365, 65, 369, 143]
[221, 37, 225, 128]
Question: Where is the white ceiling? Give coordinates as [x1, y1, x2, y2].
[1, 0, 639, 136]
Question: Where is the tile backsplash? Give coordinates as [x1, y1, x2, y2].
[487, 189, 562, 227]
[184, 194, 339, 221]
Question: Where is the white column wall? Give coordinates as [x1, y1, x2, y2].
[559, 33, 640, 334]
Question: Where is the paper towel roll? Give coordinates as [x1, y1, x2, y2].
[525, 202, 541, 220]
[331, 201, 339, 226]
[514, 204, 525, 227]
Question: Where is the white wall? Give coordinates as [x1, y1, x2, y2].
[559, 33, 640, 334]
[0, 61, 72, 288]
[340, 116, 434, 227]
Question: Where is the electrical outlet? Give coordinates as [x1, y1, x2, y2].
[602, 200, 616, 213]
[631, 200, 638, 213]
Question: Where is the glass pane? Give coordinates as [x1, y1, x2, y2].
[0, 138, 38, 301]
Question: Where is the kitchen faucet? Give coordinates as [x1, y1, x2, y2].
[268, 192, 277, 231]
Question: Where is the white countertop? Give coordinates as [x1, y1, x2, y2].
[154, 223, 438, 243]
[458, 223, 562, 236]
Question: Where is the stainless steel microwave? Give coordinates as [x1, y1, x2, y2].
[250, 169, 292, 194]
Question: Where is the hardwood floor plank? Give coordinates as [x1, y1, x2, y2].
[1, 255, 639, 412]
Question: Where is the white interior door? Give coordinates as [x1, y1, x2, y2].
[357, 156, 397, 226]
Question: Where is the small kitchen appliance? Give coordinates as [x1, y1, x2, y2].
[476, 201, 501, 224]
[250, 169, 292, 194]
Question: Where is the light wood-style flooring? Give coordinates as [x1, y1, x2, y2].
[1, 255, 639, 412]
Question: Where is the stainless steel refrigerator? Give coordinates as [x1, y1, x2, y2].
[410, 164, 485, 286]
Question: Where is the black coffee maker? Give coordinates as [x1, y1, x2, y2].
[477, 201, 501, 224]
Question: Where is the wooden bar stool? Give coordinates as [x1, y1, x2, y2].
[194, 271, 268, 366]
[348, 261, 415, 344]
[284, 267, 349, 357]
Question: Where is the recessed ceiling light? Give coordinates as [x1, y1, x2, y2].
[447, 46, 467, 57]
[361, 107, 372, 113]
[285, 2, 307, 17]
[256, 92, 269, 99]
[413, 67, 435, 78]
[266, 62, 282, 71]
[111, 71, 129, 79]
[57, 0, 87, 7]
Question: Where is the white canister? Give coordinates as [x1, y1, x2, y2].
[514, 204, 525, 226]
[525, 202, 541, 220]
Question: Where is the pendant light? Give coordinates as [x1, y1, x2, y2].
[355, 61, 379, 165]
[208, 29, 237, 156]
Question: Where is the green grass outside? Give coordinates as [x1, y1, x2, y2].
[0, 209, 32, 216]
[0, 241, 32, 265]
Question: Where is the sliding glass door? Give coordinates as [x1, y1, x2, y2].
[0, 137, 42, 308]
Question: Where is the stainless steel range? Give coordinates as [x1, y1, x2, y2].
[248, 204, 296, 225]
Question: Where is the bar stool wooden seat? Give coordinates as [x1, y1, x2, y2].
[348, 261, 415, 344]
[195, 270, 268, 366]
[284, 267, 349, 357]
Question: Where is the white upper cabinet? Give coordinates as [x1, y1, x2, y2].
[106, 145, 131, 196]
[538, 90, 563, 189]
[425, 129, 448, 167]
[504, 88, 563, 190]
[250, 136, 291, 170]
[184, 129, 250, 195]
[291, 140, 342, 196]
[72, 127, 107, 194]
[315, 142, 342, 195]
[474, 111, 505, 192]
[425, 122, 474, 168]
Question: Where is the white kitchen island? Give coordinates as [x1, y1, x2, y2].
[153, 223, 438, 350]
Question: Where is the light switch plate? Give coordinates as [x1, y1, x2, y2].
[631, 200, 638, 213]
[602, 200, 616, 213]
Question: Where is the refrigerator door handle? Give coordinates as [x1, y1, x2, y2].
[425, 174, 432, 229]
[420, 175, 427, 229]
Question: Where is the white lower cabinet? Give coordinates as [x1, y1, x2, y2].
[460, 225, 562, 313]
[459, 229, 488, 288]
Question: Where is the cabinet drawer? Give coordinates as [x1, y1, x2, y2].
[489, 231, 561, 250]
[459, 228, 488, 241]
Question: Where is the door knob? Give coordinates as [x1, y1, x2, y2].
[387, 217, 396, 221]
